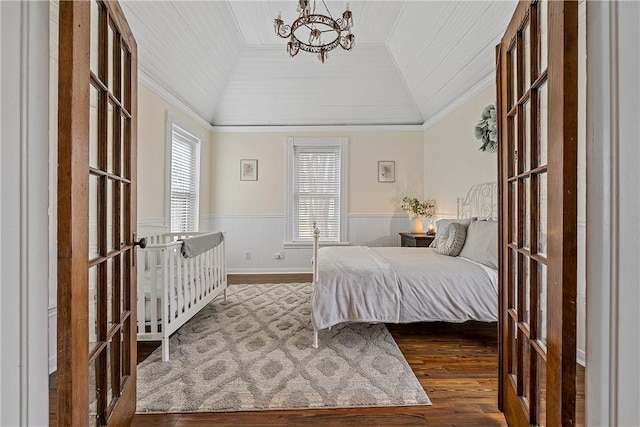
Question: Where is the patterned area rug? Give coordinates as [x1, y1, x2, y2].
[136, 282, 431, 413]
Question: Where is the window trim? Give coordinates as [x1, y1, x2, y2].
[284, 136, 349, 247]
[164, 111, 201, 232]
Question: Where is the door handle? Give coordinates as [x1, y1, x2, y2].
[134, 237, 147, 248]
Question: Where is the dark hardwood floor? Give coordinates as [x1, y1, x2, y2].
[50, 275, 585, 426]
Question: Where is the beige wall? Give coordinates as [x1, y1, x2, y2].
[210, 130, 424, 215]
[138, 79, 501, 221]
[137, 83, 212, 221]
[138, 84, 423, 222]
[423, 84, 498, 217]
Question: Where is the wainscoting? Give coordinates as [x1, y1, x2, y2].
[197, 213, 413, 273]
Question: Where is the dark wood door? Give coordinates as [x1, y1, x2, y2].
[496, 1, 578, 425]
[57, 1, 138, 425]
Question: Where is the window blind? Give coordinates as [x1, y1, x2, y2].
[170, 126, 199, 232]
[293, 146, 341, 241]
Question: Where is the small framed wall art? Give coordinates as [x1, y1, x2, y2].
[378, 161, 395, 182]
[240, 159, 258, 181]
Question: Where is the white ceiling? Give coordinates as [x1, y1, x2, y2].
[120, 0, 517, 127]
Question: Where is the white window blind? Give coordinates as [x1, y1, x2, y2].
[169, 124, 200, 233]
[286, 137, 348, 244]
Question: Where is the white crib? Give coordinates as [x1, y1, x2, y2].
[136, 231, 227, 361]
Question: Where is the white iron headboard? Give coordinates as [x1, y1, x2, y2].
[456, 182, 497, 220]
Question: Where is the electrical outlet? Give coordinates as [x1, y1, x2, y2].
[274, 251, 285, 260]
[278, 251, 285, 259]
[245, 251, 251, 260]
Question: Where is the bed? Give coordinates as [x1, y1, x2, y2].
[310, 182, 498, 348]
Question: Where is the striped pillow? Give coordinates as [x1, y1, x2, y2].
[435, 222, 467, 257]
[429, 218, 474, 248]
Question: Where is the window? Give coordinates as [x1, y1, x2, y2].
[166, 114, 200, 232]
[286, 137, 348, 244]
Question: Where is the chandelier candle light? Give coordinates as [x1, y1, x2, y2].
[274, 0, 355, 63]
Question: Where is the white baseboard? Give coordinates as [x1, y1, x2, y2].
[227, 268, 312, 275]
[48, 306, 57, 374]
[577, 349, 586, 367]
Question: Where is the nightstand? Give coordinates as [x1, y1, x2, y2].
[399, 232, 435, 247]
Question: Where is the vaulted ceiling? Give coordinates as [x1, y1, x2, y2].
[120, 0, 517, 127]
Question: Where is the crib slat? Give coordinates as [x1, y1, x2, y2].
[167, 248, 175, 326]
[190, 257, 196, 303]
[174, 247, 183, 316]
[176, 249, 184, 310]
[209, 246, 215, 291]
[214, 242, 219, 291]
[195, 248, 200, 297]
[201, 250, 207, 296]
[149, 251, 159, 335]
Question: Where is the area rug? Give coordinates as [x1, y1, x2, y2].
[136, 282, 431, 413]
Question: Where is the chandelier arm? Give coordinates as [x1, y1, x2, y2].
[275, 23, 292, 38]
[302, 22, 317, 32]
[335, 18, 349, 32]
[313, 28, 339, 34]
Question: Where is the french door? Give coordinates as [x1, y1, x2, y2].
[57, 0, 138, 425]
[496, 1, 578, 426]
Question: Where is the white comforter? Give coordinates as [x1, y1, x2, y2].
[310, 246, 498, 330]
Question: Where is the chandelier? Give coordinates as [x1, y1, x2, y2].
[274, 0, 355, 63]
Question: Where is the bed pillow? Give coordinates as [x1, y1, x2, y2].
[435, 222, 467, 256]
[458, 219, 498, 269]
[429, 218, 474, 248]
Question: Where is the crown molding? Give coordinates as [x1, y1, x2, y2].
[138, 67, 215, 132]
[211, 124, 424, 133]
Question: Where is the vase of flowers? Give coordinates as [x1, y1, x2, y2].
[401, 197, 436, 233]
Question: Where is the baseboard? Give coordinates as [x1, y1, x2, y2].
[227, 268, 312, 275]
[577, 349, 586, 367]
[48, 305, 57, 374]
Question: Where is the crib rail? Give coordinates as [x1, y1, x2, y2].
[136, 231, 227, 361]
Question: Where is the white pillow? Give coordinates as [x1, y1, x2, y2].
[435, 222, 467, 257]
[458, 219, 498, 269]
[429, 218, 474, 248]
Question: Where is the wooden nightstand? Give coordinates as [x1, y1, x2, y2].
[399, 232, 435, 247]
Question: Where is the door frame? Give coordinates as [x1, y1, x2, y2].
[585, 1, 640, 425]
[0, 1, 50, 425]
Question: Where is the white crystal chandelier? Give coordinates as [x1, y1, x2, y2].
[274, 0, 355, 63]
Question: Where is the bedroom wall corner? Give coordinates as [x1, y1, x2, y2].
[423, 83, 498, 218]
[137, 83, 213, 234]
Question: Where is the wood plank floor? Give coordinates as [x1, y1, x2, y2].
[131, 322, 506, 427]
[51, 276, 585, 426]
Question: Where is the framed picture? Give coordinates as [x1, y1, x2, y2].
[240, 159, 258, 181]
[378, 161, 395, 182]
